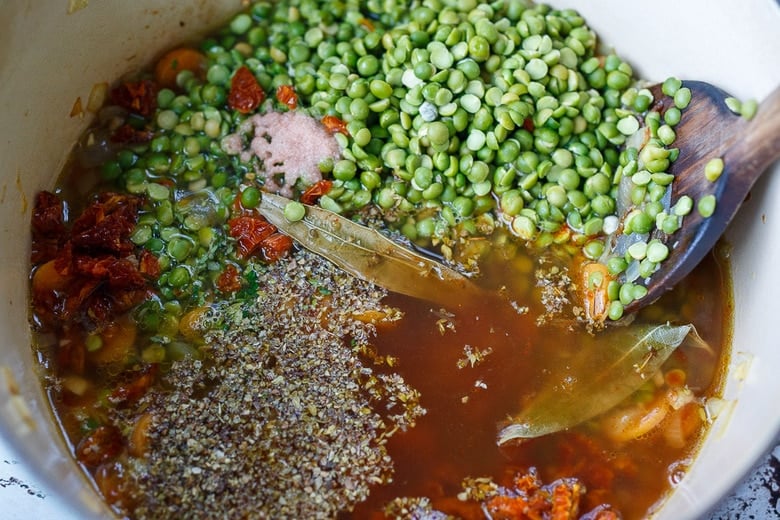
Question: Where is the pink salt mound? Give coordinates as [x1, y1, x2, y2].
[221, 111, 341, 197]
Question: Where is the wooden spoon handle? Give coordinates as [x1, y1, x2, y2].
[733, 85, 780, 176]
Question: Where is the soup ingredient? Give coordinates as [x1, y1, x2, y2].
[386, 467, 620, 519]
[227, 65, 265, 113]
[111, 79, 158, 118]
[725, 95, 759, 120]
[125, 250, 424, 519]
[476, 468, 619, 520]
[258, 191, 484, 308]
[221, 110, 341, 197]
[30, 192, 159, 333]
[154, 48, 207, 89]
[498, 323, 692, 444]
[704, 157, 724, 182]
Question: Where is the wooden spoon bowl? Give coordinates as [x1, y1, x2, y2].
[625, 82, 780, 313]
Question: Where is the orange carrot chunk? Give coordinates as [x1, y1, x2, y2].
[581, 261, 611, 323]
[154, 48, 207, 89]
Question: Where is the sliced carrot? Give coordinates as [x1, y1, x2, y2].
[89, 315, 137, 367]
[154, 48, 207, 89]
[129, 412, 153, 458]
[581, 261, 611, 323]
[32, 260, 70, 293]
[178, 306, 209, 341]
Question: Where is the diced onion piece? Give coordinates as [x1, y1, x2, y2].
[87, 82, 109, 112]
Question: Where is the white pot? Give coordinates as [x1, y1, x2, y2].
[0, 1, 778, 518]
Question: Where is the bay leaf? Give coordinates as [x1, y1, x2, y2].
[497, 322, 692, 445]
[258, 192, 483, 308]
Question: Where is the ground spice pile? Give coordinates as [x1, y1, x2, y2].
[130, 250, 425, 519]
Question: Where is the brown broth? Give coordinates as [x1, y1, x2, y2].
[32, 222, 731, 519]
[347, 245, 730, 519]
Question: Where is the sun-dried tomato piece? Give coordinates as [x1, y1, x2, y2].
[108, 258, 148, 290]
[110, 79, 158, 118]
[32, 191, 66, 236]
[31, 192, 68, 264]
[228, 215, 276, 258]
[550, 482, 582, 520]
[482, 468, 611, 520]
[110, 123, 154, 144]
[30, 191, 158, 333]
[71, 254, 117, 279]
[138, 250, 161, 279]
[485, 495, 534, 520]
[276, 84, 298, 110]
[67, 255, 147, 297]
[83, 291, 116, 327]
[260, 233, 293, 262]
[300, 179, 333, 205]
[95, 461, 134, 510]
[216, 264, 242, 293]
[228, 66, 265, 114]
[31, 236, 62, 266]
[321, 114, 349, 135]
[71, 193, 140, 255]
[110, 364, 158, 407]
[588, 506, 621, 520]
[75, 425, 124, 467]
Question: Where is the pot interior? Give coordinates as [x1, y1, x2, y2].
[0, 1, 778, 518]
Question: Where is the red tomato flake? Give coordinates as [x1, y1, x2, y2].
[276, 84, 298, 110]
[216, 264, 243, 293]
[31, 191, 67, 264]
[32, 191, 66, 236]
[260, 233, 293, 262]
[75, 425, 124, 468]
[321, 115, 349, 136]
[72, 255, 147, 291]
[71, 193, 140, 256]
[481, 464, 622, 520]
[300, 179, 333, 205]
[138, 250, 161, 279]
[110, 364, 158, 407]
[110, 79, 158, 118]
[228, 215, 276, 258]
[228, 66, 266, 114]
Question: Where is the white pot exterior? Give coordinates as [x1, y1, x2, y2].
[0, 1, 777, 518]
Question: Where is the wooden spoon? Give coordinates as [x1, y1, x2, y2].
[624, 82, 780, 314]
